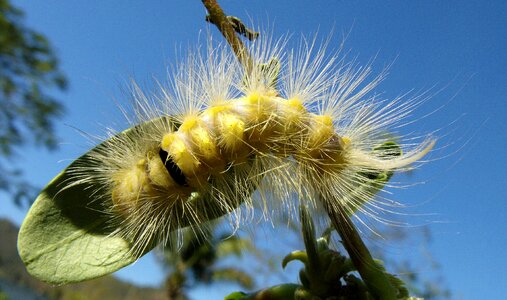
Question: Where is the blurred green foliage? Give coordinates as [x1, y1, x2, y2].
[0, 0, 67, 207]
[0, 290, 8, 300]
[160, 225, 257, 300]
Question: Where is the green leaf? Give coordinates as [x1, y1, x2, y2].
[225, 284, 302, 300]
[282, 250, 308, 269]
[224, 291, 248, 300]
[17, 128, 153, 285]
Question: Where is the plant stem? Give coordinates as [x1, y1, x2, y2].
[323, 200, 397, 299]
[200, 0, 253, 70]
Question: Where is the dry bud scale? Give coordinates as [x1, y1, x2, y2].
[18, 33, 435, 284]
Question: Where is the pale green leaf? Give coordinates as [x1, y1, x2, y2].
[17, 130, 152, 285]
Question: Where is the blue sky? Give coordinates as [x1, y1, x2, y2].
[2, 1, 506, 299]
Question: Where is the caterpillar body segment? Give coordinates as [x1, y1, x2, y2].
[157, 94, 348, 192]
[71, 34, 435, 255]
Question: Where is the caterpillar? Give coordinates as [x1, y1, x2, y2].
[27, 34, 435, 260]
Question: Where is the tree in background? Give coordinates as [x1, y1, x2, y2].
[0, 0, 67, 207]
[160, 225, 257, 300]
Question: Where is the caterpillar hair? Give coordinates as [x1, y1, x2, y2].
[61, 33, 435, 257]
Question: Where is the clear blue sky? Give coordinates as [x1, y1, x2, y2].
[2, 1, 506, 299]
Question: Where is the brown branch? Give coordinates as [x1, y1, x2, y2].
[201, 0, 253, 71]
[206, 15, 260, 41]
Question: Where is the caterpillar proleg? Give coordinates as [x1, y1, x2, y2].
[21, 32, 436, 268]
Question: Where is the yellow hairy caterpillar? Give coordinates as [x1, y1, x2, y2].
[71, 35, 434, 255]
[19, 33, 435, 278]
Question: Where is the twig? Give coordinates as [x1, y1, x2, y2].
[201, 0, 253, 70]
[206, 15, 260, 41]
